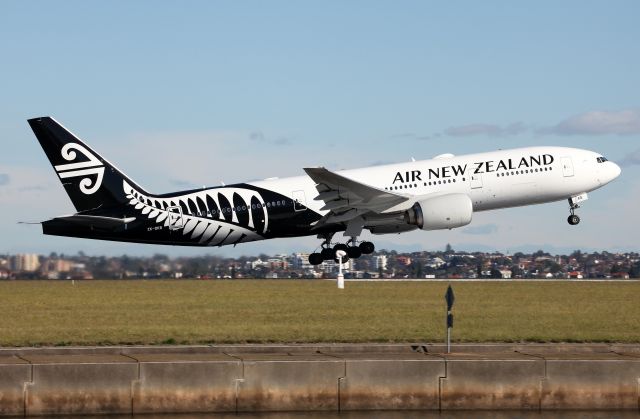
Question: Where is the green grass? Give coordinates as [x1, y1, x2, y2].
[0, 280, 639, 346]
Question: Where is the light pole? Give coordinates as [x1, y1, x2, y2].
[336, 250, 346, 289]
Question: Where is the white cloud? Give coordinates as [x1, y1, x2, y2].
[462, 223, 499, 235]
[444, 122, 525, 137]
[620, 149, 640, 166]
[249, 131, 291, 145]
[540, 109, 640, 136]
[435, 109, 640, 139]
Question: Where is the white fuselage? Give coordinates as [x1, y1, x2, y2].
[250, 146, 620, 220]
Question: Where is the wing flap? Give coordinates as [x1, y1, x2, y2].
[304, 167, 409, 227]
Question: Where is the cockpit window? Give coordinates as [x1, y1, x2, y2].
[596, 157, 608, 163]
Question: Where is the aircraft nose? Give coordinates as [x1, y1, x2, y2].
[611, 162, 622, 180]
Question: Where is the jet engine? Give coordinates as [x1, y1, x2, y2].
[404, 193, 473, 230]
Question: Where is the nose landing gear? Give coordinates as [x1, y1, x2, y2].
[567, 198, 581, 225]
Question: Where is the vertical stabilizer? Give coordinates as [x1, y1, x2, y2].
[28, 117, 149, 212]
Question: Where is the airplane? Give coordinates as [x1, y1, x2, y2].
[28, 116, 621, 265]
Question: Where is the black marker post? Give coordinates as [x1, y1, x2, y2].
[445, 285, 455, 353]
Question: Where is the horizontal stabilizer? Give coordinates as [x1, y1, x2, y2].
[48, 214, 136, 230]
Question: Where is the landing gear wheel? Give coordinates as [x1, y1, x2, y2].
[347, 246, 362, 259]
[333, 243, 349, 253]
[308, 253, 323, 265]
[359, 241, 375, 254]
[320, 247, 335, 260]
[567, 214, 580, 225]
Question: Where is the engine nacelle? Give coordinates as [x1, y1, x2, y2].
[404, 193, 473, 230]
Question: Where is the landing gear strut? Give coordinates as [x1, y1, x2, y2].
[307, 235, 375, 265]
[567, 198, 581, 225]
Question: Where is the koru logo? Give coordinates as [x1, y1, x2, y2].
[54, 143, 105, 195]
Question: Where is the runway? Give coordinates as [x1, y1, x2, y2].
[1, 343, 640, 415]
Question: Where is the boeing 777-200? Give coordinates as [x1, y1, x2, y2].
[28, 117, 621, 265]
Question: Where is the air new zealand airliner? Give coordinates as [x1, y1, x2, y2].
[28, 117, 621, 265]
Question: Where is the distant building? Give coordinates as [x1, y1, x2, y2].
[426, 257, 445, 268]
[396, 256, 412, 266]
[292, 253, 312, 270]
[374, 255, 387, 271]
[499, 269, 512, 279]
[10, 254, 40, 272]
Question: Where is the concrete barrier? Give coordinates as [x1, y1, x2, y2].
[534, 353, 640, 410]
[0, 356, 30, 416]
[22, 354, 138, 416]
[0, 344, 638, 415]
[337, 353, 445, 410]
[439, 352, 545, 410]
[233, 353, 344, 412]
[131, 353, 242, 414]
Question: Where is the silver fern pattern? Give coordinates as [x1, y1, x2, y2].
[123, 180, 267, 246]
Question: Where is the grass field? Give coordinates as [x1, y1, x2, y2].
[0, 280, 639, 346]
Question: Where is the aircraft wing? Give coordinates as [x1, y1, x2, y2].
[303, 167, 408, 227]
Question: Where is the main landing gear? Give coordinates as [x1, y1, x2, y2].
[308, 234, 375, 266]
[567, 198, 581, 226]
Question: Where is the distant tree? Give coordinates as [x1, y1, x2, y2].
[549, 262, 562, 274]
[628, 262, 640, 278]
[445, 243, 454, 254]
[412, 262, 423, 278]
[510, 265, 523, 277]
[532, 250, 549, 258]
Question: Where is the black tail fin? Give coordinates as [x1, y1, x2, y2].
[28, 116, 149, 212]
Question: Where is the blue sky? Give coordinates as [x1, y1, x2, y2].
[1, 1, 639, 256]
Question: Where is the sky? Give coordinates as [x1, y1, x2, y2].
[1, 1, 639, 257]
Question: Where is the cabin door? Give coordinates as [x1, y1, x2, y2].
[561, 157, 574, 177]
[292, 190, 307, 212]
[167, 206, 184, 230]
[470, 173, 483, 189]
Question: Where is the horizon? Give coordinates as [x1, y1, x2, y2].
[4, 246, 639, 260]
